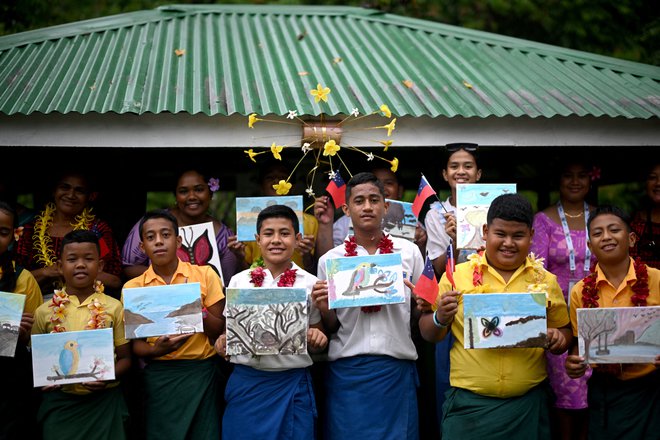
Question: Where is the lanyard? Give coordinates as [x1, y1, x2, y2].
[557, 202, 591, 274]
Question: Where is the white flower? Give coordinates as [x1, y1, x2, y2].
[305, 187, 315, 197]
[351, 108, 359, 117]
[366, 152, 375, 161]
[328, 171, 336, 180]
[287, 110, 297, 119]
[301, 142, 312, 153]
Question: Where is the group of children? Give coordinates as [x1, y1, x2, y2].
[1, 163, 658, 439]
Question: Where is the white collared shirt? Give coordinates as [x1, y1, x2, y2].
[226, 262, 321, 371]
[424, 198, 455, 260]
[317, 236, 424, 361]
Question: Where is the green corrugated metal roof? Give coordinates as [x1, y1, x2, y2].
[1, 4, 659, 118]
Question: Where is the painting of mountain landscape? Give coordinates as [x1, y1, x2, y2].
[577, 306, 660, 363]
[123, 283, 204, 339]
[463, 292, 547, 349]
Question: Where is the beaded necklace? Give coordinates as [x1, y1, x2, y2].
[344, 234, 394, 313]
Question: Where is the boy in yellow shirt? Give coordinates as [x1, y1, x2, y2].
[123, 209, 225, 440]
[419, 193, 571, 439]
[32, 230, 130, 440]
[565, 205, 659, 439]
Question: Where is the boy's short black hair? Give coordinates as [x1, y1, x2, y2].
[139, 209, 179, 240]
[487, 193, 533, 228]
[61, 230, 100, 255]
[587, 205, 631, 234]
[256, 204, 300, 234]
[345, 172, 385, 201]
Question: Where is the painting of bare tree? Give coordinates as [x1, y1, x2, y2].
[226, 288, 307, 356]
[577, 306, 660, 363]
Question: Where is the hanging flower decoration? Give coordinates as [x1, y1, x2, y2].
[244, 82, 401, 205]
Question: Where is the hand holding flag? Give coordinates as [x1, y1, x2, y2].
[445, 239, 456, 290]
[326, 171, 346, 208]
[414, 253, 439, 307]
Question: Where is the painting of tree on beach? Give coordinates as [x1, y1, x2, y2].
[463, 292, 547, 349]
[226, 287, 307, 356]
[577, 306, 660, 363]
[0, 291, 26, 358]
[123, 283, 204, 339]
[31, 328, 115, 387]
[235, 196, 303, 241]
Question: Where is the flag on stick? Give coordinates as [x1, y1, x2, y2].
[326, 171, 346, 208]
[414, 253, 439, 306]
[446, 239, 456, 290]
[412, 174, 436, 220]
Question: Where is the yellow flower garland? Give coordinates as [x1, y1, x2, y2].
[50, 280, 107, 333]
[32, 203, 96, 267]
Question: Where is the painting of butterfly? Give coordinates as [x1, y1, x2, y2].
[480, 317, 503, 338]
[176, 222, 224, 284]
[463, 292, 547, 349]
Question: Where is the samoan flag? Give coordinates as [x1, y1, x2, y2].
[445, 239, 456, 289]
[326, 171, 346, 208]
[414, 253, 439, 305]
[411, 175, 436, 221]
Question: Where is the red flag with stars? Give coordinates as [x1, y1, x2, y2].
[414, 253, 439, 305]
[326, 171, 346, 208]
[412, 174, 436, 220]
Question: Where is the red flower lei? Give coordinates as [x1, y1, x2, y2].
[249, 265, 298, 287]
[344, 234, 394, 313]
[581, 258, 649, 308]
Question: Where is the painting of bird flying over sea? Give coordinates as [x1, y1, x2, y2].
[463, 292, 547, 349]
[225, 288, 307, 356]
[31, 328, 115, 387]
[325, 253, 405, 309]
[122, 283, 204, 339]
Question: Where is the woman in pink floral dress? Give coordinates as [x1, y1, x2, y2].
[531, 161, 596, 440]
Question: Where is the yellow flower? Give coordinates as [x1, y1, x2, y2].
[273, 180, 292, 195]
[243, 149, 260, 162]
[527, 283, 548, 293]
[310, 83, 331, 103]
[323, 140, 340, 156]
[248, 113, 260, 128]
[389, 157, 399, 173]
[384, 118, 396, 136]
[380, 104, 392, 118]
[379, 140, 393, 151]
[270, 143, 284, 160]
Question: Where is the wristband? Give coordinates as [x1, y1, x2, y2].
[432, 311, 450, 329]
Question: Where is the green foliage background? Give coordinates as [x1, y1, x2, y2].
[1, 0, 658, 65]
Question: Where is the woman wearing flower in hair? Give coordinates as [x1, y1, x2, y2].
[121, 169, 239, 283]
[530, 161, 596, 440]
[565, 205, 660, 439]
[16, 171, 122, 297]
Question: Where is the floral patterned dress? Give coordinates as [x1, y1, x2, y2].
[531, 212, 592, 409]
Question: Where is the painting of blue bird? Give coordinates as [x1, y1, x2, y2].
[341, 262, 376, 297]
[59, 340, 81, 376]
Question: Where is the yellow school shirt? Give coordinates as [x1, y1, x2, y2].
[244, 212, 318, 268]
[440, 252, 569, 398]
[1, 264, 43, 313]
[122, 260, 224, 360]
[32, 290, 127, 394]
[569, 258, 660, 381]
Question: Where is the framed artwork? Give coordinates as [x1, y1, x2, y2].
[123, 283, 203, 339]
[0, 291, 26, 357]
[177, 221, 224, 284]
[577, 306, 660, 363]
[235, 195, 303, 241]
[31, 328, 115, 387]
[326, 253, 405, 309]
[463, 292, 547, 349]
[226, 287, 307, 356]
[456, 183, 516, 249]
